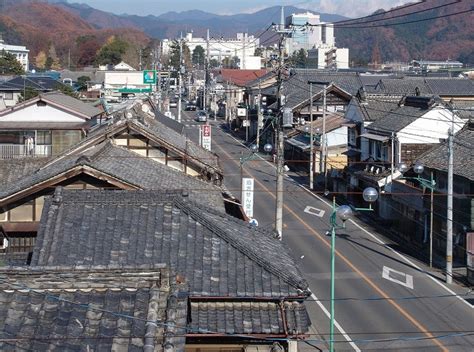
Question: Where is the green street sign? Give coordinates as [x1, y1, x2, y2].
[143, 70, 157, 84]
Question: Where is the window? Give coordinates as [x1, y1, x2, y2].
[168, 152, 184, 171]
[0, 92, 13, 100]
[10, 201, 34, 222]
[36, 131, 52, 145]
[35, 196, 44, 220]
[0, 209, 7, 222]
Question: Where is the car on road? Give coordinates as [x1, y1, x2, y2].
[195, 110, 207, 122]
[185, 103, 197, 111]
[169, 99, 177, 108]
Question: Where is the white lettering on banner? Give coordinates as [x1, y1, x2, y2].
[242, 177, 254, 218]
[202, 124, 211, 151]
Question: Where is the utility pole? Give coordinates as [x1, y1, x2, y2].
[272, 6, 292, 240]
[322, 84, 328, 191]
[309, 82, 314, 189]
[203, 28, 210, 112]
[139, 48, 143, 71]
[446, 126, 454, 284]
[157, 41, 162, 111]
[256, 81, 262, 148]
[242, 32, 246, 70]
[178, 33, 183, 122]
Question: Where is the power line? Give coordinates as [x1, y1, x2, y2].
[333, 0, 461, 28]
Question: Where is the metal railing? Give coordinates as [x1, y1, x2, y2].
[0, 144, 52, 159]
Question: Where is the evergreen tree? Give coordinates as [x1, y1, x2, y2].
[18, 87, 38, 102]
[192, 45, 205, 67]
[96, 37, 129, 65]
[0, 50, 25, 75]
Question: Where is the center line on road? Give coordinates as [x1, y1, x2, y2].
[296, 183, 474, 309]
[214, 137, 449, 352]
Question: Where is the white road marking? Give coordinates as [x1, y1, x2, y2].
[382, 266, 414, 289]
[297, 183, 474, 309]
[311, 292, 361, 351]
[304, 205, 326, 218]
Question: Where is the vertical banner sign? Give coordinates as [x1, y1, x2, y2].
[241, 177, 254, 218]
[202, 124, 212, 151]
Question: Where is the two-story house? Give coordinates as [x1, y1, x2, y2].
[390, 123, 474, 268]
[0, 91, 104, 158]
[345, 96, 465, 219]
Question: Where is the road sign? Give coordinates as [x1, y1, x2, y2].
[237, 108, 247, 117]
[143, 70, 157, 84]
[242, 177, 254, 218]
[202, 124, 211, 151]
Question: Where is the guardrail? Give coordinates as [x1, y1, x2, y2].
[0, 144, 52, 159]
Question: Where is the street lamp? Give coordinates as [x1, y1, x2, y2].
[327, 188, 378, 352]
[397, 162, 436, 268]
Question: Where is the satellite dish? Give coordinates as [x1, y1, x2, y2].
[249, 218, 259, 227]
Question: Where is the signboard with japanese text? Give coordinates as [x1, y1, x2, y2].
[237, 108, 247, 117]
[201, 124, 211, 151]
[143, 70, 157, 84]
[241, 177, 254, 218]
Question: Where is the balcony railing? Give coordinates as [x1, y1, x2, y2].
[0, 144, 52, 159]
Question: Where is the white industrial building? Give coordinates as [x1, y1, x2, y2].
[0, 36, 29, 72]
[162, 32, 262, 69]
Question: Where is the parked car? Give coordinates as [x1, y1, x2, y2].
[195, 110, 207, 122]
[169, 99, 177, 108]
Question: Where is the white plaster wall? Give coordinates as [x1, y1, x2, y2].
[0, 104, 85, 122]
[398, 108, 465, 144]
[327, 126, 347, 147]
[105, 72, 146, 86]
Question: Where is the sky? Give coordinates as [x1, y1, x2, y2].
[65, 0, 409, 17]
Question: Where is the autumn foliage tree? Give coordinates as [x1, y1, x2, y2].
[75, 35, 101, 67]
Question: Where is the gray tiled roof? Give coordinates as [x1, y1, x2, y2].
[418, 126, 474, 181]
[189, 300, 310, 335]
[0, 157, 51, 186]
[290, 69, 364, 95]
[360, 99, 400, 122]
[40, 91, 103, 118]
[0, 265, 186, 352]
[0, 76, 60, 92]
[54, 106, 222, 176]
[423, 78, 474, 96]
[0, 142, 225, 211]
[268, 70, 362, 110]
[32, 189, 310, 299]
[366, 103, 431, 133]
[373, 79, 433, 96]
[155, 110, 185, 134]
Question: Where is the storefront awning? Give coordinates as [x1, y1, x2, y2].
[360, 133, 389, 142]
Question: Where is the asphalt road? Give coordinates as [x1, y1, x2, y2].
[177, 109, 474, 351]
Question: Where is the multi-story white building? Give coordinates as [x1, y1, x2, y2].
[0, 36, 29, 72]
[286, 11, 349, 70]
[285, 12, 334, 51]
[162, 32, 261, 69]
